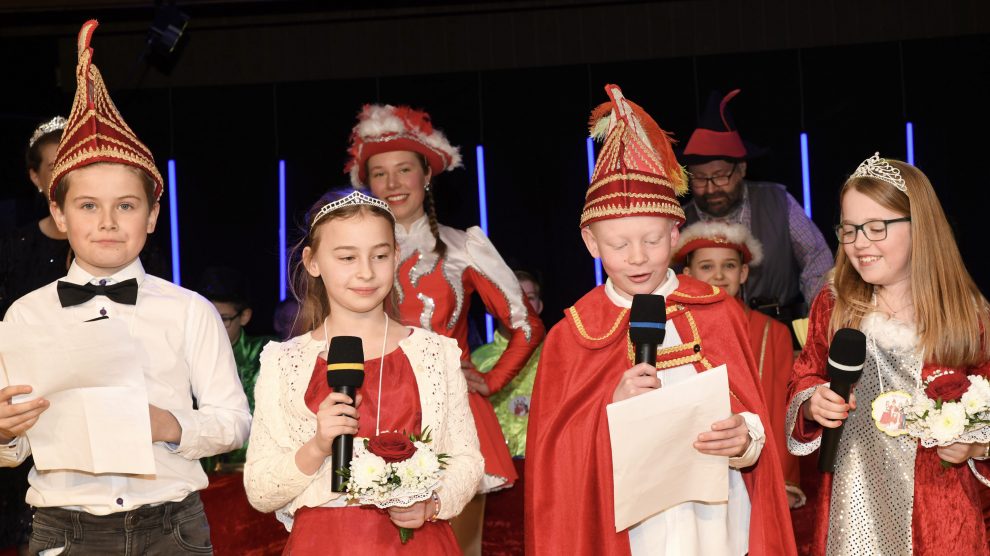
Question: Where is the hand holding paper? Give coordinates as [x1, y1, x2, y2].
[0, 320, 156, 474]
[0, 385, 50, 443]
[694, 413, 752, 457]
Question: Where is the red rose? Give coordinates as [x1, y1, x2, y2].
[925, 371, 970, 402]
[367, 432, 418, 463]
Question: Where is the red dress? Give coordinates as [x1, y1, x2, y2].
[393, 218, 545, 491]
[525, 277, 797, 556]
[281, 347, 460, 555]
[787, 288, 990, 554]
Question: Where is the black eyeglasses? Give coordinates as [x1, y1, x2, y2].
[689, 164, 737, 191]
[219, 310, 243, 326]
[834, 217, 911, 244]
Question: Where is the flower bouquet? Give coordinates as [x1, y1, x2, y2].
[873, 370, 990, 464]
[342, 428, 448, 543]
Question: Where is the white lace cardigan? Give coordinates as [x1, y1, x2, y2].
[243, 327, 483, 530]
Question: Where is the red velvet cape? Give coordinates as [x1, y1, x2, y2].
[788, 288, 990, 554]
[525, 276, 796, 555]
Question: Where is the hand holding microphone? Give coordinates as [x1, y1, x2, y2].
[612, 294, 666, 403]
[324, 336, 366, 492]
[815, 328, 867, 473]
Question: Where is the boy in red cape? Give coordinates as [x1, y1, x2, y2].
[524, 85, 795, 556]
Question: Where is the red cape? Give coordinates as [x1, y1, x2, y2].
[526, 276, 796, 555]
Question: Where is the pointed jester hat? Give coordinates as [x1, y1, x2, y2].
[581, 84, 687, 227]
[49, 20, 163, 202]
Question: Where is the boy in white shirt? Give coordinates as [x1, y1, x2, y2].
[0, 20, 250, 555]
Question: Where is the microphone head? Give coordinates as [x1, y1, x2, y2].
[326, 335, 365, 388]
[629, 294, 666, 346]
[827, 328, 867, 384]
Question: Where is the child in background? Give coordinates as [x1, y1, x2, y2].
[0, 20, 250, 554]
[198, 265, 275, 466]
[675, 221, 804, 508]
[470, 270, 544, 458]
[525, 84, 795, 556]
[244, 190, 482, 554]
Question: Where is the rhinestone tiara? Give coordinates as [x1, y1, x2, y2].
[310, 191, 393, 229]
[850, 152, 907, 193]
[28, 116, 68, 148]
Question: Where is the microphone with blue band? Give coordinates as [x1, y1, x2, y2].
[630, 294, 667, 366]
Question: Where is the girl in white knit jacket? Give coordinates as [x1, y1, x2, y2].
[244, 190, 483, 555]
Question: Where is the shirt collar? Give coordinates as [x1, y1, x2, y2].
[395, 213, 431, 240]
[604, 269, 679, 309]
[64, 258, 147, 287]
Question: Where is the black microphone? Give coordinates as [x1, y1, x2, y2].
[818, 327, 867, 473]
[630, 294, 666, 366]
[326, 336, 365, 492]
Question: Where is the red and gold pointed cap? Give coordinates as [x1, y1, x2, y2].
[581, 84, 687, 228]
[49, 20, 163, 202]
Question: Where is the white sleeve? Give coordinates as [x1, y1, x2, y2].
[243, 343, 323, 513]
[434, 336, 484, 519]
[728, 411, 766, 469]
[0, 303, 34, 465]
[169, 294, 252, 459]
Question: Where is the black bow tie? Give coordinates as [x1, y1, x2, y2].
[57, 278, 139, 308]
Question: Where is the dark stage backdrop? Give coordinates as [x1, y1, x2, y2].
[2, 34, 989, 336]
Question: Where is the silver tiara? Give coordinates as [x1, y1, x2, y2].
[851, 152, 907, 193]
[28, 116, 68, 148]
[310, 191, 393, 229]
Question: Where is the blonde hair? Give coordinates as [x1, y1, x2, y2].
[289, 191, 396, 335]
[830, 160, 989, 367]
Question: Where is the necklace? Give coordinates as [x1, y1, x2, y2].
[875, 288, 913, 317]
[323, 312, 390, 436]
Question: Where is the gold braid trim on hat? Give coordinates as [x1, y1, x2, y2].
[580, 202, 685, 227]
[585, 172, 676, 199]
[584, 191, 678, 210]
[52, 145, 163, 195]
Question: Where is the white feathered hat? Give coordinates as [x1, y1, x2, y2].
[345, 104, 462, 187]
[674, 221, 763, 266]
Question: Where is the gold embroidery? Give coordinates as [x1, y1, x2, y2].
[569, 306, 628, 342]
[586, 172, 676, 198]
[580, 203, 685, 226]
[758, 320, 771, 379]
[672, 286, 722, 300]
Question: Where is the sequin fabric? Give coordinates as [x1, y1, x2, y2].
[825, 337, 922, 555]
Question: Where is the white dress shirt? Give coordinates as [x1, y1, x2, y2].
[0, 259, 251, 515]
[605, 270, 765, 556]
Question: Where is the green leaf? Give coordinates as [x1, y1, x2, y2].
[399, 526, 414, 544]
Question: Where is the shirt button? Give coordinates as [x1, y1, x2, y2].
[99, 279, 108, 286]
[693, 344, 701, 353]
[116, 497, 124, 506]
[100, 308, 107, 316]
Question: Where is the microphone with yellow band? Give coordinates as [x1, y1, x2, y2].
[327, 335, 365, 492]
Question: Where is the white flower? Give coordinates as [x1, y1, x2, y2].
[350, 452, 390, 490]
[967, 375, 990, 402]
[961, 388, 990, 417]
[908, 390, 935, 418]
[927, 402, 968, 443]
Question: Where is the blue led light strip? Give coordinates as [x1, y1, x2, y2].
[167, 160, 181, 285]
[905, 122, 915, 166]
[279, 160, 287, 301]
[586, 137, 603, 286]
[800, 133, 812, 218]
[476, 145, 494, 343]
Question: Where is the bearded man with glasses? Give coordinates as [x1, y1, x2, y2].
[681, 90, 832, 323]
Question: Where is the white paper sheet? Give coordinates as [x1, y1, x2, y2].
[0, 320, 155, 475]
[606, 364, 731, 532]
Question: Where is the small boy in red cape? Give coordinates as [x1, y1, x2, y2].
[524, 85, 796, 556]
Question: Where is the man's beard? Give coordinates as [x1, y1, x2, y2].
[697, 190, 742, 217]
